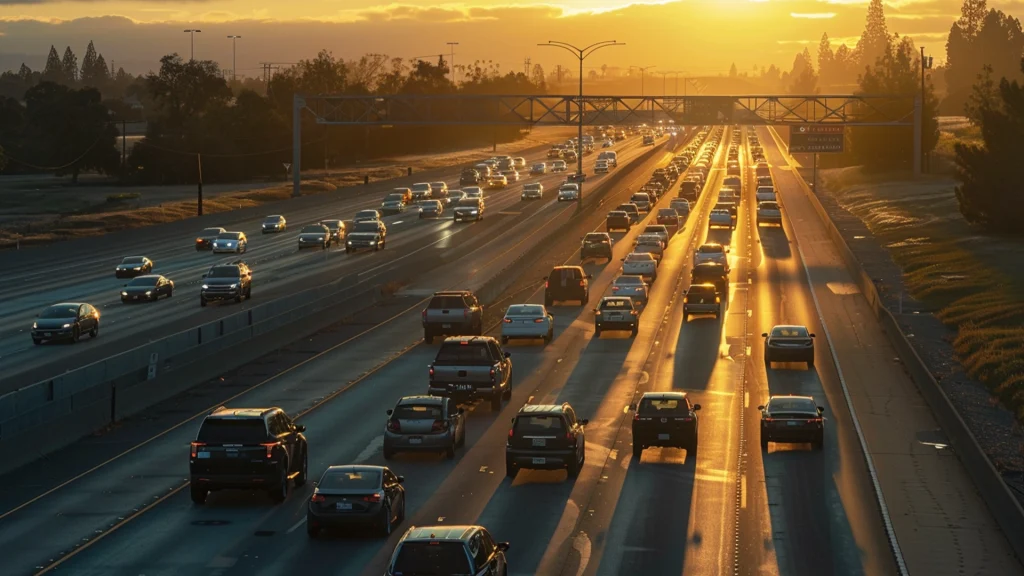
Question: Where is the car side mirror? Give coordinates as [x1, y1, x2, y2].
[810, 333, 816, 338]
[295, 425, 306, 432]
[504, 351, 511, 358]
[761, 332, 768, 337]
[628, 403, 636, 411]
[757, 405, 765, 411]
[457, 408, 465, 415]
[201, 274, 207, 278]
[581, 419, 590, 426]
[497, 542, 511, 552]
[312, 481, 318, 488]
[693, 404, 701, 411]
[386, 409, 393, 416]
[397, 475, 405, 483]
[818, 406, 825, 413]
[586, 274, 593, 279]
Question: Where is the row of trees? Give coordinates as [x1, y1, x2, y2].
[0, 41, 137, 102]
[944, 0, 1024, 115]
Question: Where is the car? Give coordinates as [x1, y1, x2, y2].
[380, 199, 406, 216]
[384, 396, 466, 459]
[453, 197, 484, 222]
[629, 192, 652, 213]
[756, 186, 777, 202]
[463, 185, 484, 198]
[551, 159, 568, 172]
[544, 265, 590, 306]
[756, 175, 773, 189]
[616, 203, 641, 223]
[718, 187, 740, 202]
[521, 183, 544, 200]
[548, 147, 563, 159]
[694, 242, 729, 269]
[195, 227, 226, 250]
[430, 181, 449, 199]
[460, 169, 481, 186]
[755, 162, 771, 178]
[530, 162, 547, 175]
[581, 232, 613, 261]
[306, 465, 405, 538]
[679, 180, 701, 201]
[505, 403, 588, 478]
[602, 139, 614, 148]
[643, 134, 655, 145]
[763, 325, 816, 367]
[31, 302, 99, 344]
[297, 224, 330, 249]
[428, 336, 511, 410]
[643, 224, 672, 244]
[598, 150, 618, 167]
[606, 210, 632, 232]
[611, 273, 650, 304]
[557, 184, 580, 202]
[320, 220, 346, 245]
[487, 175, 508, 189]
[564, 150, 578, 163]
[121, 274, 174, 303]
[759, 395, 825, 451]
[621, 249, 657, 281]
[391, 187, 415, 204]
[709, 209, 733, 230]
[594, 160, 609, 174]
[212, 231, 247, 254]
[633, 235, 664, 263]
[567, 172, 587, 183]
[261, 215, 286, 233]
[346, 220, 387, 252]
[419, 200, 444, 218]
[200, 261, 252, 306]
[669, 198, 691, 216]
[513, 157, 526, 168]
[422, 290, 484, 342]
[448, 190, 467, 204]
[593, 296, 639, 337]
[757, 201, 782, 225]
[411, 188, 433, 202]
[188, 406, 307, 504]
[501, 169, 520, 183]
[726, 162, 741, 176]
[385, 525, 509, 576]
[723, 175, 742, 190]
[501, 304, 554, 344]
[683, 283, 720, 321]
[630, 391, 700, 458]
[114, 256, 153, 278]
[354, 209, 381, 222]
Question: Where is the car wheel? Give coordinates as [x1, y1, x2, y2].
[491, 392, 502, 411]
[501, 336, 509, 345]
[32, 338, 41, 346]
[90, 324, 99, 338]
[567, 454, 581, 478]
[151, 292, 158, 302]
[633, 444, 643, 460]
[688, 437, 699, 453]
[445, 440, 456, 460]
[345, 247, 352, 254]
[760, 435, 769, 451]
[630, 326, 638, 337]
[594, 327, 601, 338]
[502, 383, 512, 400]
[812, 435, 824, 450]
[72, 326, 80, 343]
[383, 444, 394, 460]
[306, 517, 320, 538]
[200, 298, 207, 308]
[545, 297, 553, 307]
[544, 330, 552, 344]
[167, 288, 173, 298]
[764, 357, 771, 368]
[379, 505, 392, 537]
[807, 358, 815, 368]
[423, 331, 433, 344]
[190, 483, 208, 505]
[294, 448, 308, 487]
[268, 466, 288, 503]
[505, 457, 517, 479]
[247, 287, 252, 300]
[235, 293, 244, 303]
[374, 244, 380, 251]
[397, 495, 407, 523]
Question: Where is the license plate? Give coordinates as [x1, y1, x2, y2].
[337, 502, 352, 510]
[452, 384, 472, 391]
[43, 332, 52, 337]
[787, 421, 800, 426]
[658, 433, 670, 440]
[442, 323, 451, 328]
[532, 438, 546, 447]
[409, 438, 422, 445]
[226, 451, 238, 458]
[197, 451, 210, 459]
[532, 457, 546, 465]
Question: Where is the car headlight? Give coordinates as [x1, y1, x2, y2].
[145, 291, 153, 296]
[347, 241, 353, 245]
[230, 284, 238, 289]
[62, 323, 71, 328]
[32, 322, 37, 329]
[121, 291, 128, 296]
[470, 210, 478, 214]
[201, 284, 209, 289]
[369, 241, 377, 245]
[133, 267, 141, 271]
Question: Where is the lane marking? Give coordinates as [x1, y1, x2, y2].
[741, 473, 747, 509]
[354, 435, 384, 463]
[285, 518, 306, 534]
[744, 391, 749, 408]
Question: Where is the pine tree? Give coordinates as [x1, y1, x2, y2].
[857, 0, 891, 70]
[817, 33, 835, 86]
[729, 63, 737, 77]
[17, 63, 32, 80]
[42, 46, 63, 82]
[94, 54, 110, 84]
[61, 46, 78, 84]
[80, 41, 98, 85]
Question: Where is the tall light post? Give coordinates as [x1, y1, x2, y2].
[920, 46, 933, 173]
[447, 42, 459, 83]
[539, 40, 625, 212]
[183, 29, 202, 61]
[630, 65, 655, 96]
[227, 35, 242, 82]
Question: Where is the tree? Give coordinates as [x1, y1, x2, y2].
[954, 58, 1024, 232]
[964, 64, 1000, 124]
[818, 33, 835, 86]
[729, 63, 738, 78]
[61, 46, 78, 84]
[530, 63, 546, 88]
[857, 0, 891, 71]
[42, 46, 63, 83]
[790, 67, 819, 94]
[23, 82, 119, 182]
[944, 2, 1024, 114]
[80, 41, 110, 89]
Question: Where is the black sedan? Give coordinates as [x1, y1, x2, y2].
[115, 256, 153, 279]
[32, 302, 100, 344]
[120, 275, 174, 303]
[763, 324, 816, 368]
[195, 227, 226, 250]
[759, 395, 825, 450]
[630, 391, 700, 459]
[320, 220, 346, 245]
[306, 465, 405, 538]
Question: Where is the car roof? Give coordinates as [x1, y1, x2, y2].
[517, 404, 565, 415]
[766, 395, 818, 411]
[50, 302, 85, 308]
[402, 525, 479, 542]
[324, 464, 385, 474]
[133, 274, 163, 280]
[772, 324, 808, 331]
[689, 282, 717, 290]
[265, 215, 283, 219]
[641, 391, 688, 400]
[441, 335, 496, 344]
[552, 265, 583, 271]
[207, 407, 277, 419]
[397, 395, 444, 406]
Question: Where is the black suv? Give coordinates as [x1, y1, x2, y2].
[422, 291, 484, 343]
[189, 406, 308, 504]
[506, 403, 588, 479]
[386, 525, 510, 576]
[460, 168, 481, 186]
[630, 391, 700, 459]
[606, 210, 632, 232]
[200, 261, 252, 307]
[581, 232, 613, 261]
[544, 266, 591, 306]
[690, 261, 728, 294]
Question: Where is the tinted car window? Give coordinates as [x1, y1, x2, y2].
[319, 469, 381, 490]
[458, 199, 481, 208]
[218, 232, 242, 240]
[301, 225, 326, 234]
[767, 398, 817, 413]
[514, 415, 566, 435]
[429, 296, 468, 309]
[394, 404, 442, 419]
[393, 542, 471, 574]
[352, 222, 380, 233]
[771, 326, 808, 338]
[40, 305, 77, 319]
[638, 398, 690, 415]
[507, 305, 543, 316]
[434, 342, 493, 365]
[196, 419, 268, 443]
[689, 285, 716, 296]
[698, 245, 723, 254]
[600, 299, 631, 310]
[122, 256, 145, 264]
[201, 228, 223, 235]
[128, 276, 160, 286]
[584, 234, 608, 243]
[207, 266, 240, 278]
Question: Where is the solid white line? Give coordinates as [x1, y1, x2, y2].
[286, 517, 306, 534]
[741, 474, 747, 509]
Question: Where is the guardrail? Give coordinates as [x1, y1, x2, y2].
[789, 153, 1024, 565]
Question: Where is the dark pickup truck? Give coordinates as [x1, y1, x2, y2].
[428, 336, 512, 411]
[422, 291, 484, 343]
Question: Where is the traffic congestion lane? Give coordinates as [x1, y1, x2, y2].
[0, 136, 652, 389]
[760, 127, 1023, 575]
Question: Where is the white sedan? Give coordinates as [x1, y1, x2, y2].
[501, 304, 554, 345]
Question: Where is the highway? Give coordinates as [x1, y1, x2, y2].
[0, 132, 656, 391]
[0, 125, 1019, 576]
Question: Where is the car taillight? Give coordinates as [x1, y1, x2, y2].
[431, 420, 450, 432]
[764, 417, 774, 422]
[387, 419, 401, 432]
[190, 442, 205, 458]
[544, 281, 549, 288]
[612, 286, 619, 291]
[508, 428, 514, 438]
[261, 442, 277, 458]
[310, 493, 326, 503]
[579, 280, 585, 286]
[429, 366, 435, 378]
[195, 238, 203, 243]
[633, 413, 640, 421]
[504, 318, 513, 323]
[422, 310, 427, 321]
[630, 310, 638, 316]
[490, 368, 496, 381]
[534, 318, 545, 323]
[812, 418, 823, 423]
[716, 297, 721, 303]
[362, 493, 382, 503]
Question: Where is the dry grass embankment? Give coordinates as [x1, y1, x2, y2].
[821, 165, 1024, 422]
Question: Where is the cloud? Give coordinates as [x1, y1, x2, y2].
[791, 12, 836, 18]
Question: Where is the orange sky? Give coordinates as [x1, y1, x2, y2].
[0, 1, 1019, 76]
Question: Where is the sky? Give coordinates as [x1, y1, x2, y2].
[0, 0, 1021, 78]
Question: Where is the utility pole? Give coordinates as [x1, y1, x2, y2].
[183, 29, 202, 61]
[227, 35, 242, 83]
[920, 46, 933, 174]
[539, 40, 625, 213]
[447, 41, 459, 83]
[524, 57, 531, 76]
[630, 65, 655, 97]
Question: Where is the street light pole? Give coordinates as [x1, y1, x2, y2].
[539, 40, 625, 213]
[920, 46, 933, 173]
[227, 35, 242, 82]
[183, 29, 202, 61]
[447, 42, 459, 83]
[630, 65, 655, 97]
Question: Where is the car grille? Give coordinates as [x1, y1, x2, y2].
[204, 285, 237, 294]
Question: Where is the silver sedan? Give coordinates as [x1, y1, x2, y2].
[501, 304, 554, 345]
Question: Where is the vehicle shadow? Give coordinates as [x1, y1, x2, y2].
[673, 313, 723, 392]
[757, 225, 791, 259]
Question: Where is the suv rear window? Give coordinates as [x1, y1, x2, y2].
[319, 469, 381, 490]
[197, 418, 268, 444]
[352, 222, 380, 233]
[600, 299, 631, 310]
[434, 342, 493, 365]
[429, 296, 468, 309]
[552, 267, 582, 281]
[394, 404, 443, 419]
[638, 398, 690, 415]
[689, 284, 717, 296]
[393, 542, 471, 574]
[514, 415, 566, 436]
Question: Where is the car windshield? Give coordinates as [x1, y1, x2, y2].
[301, 226, 325, 234]
[263, 217, 281, 223]
[772, 326, 809, 338]
[196, 419, 267, 444]
[393, 542, 472, 574]
[584, 234, 608, 243]
[618, 205, 637, 212]
[352, 222, 380, 233]
[600, 299, 631, 310]
[457, 199, 480, 208]
[760, 202, 780, 210]
[698, 245, 723, 254]
[393, 402, 444, 419]
[524, 184, 540, 190]
[40, 305, 77, 319]
[515, 415, 566, 435]
[128, 276, 160, 286]
[411, 183, 430, 191]
[645, 226, 667, 233]
[757, 187, 775, 193]
[355, 211, 377, 219]
[689, 285, 716, 296]
[217, 232, 242, 240]
[767, 398, 817, 414]
[434, 342, 493, 365]
[638, 397, 689, 415]
[322, 221, 342, 229]
[431, 182, 445, 188]
[658, 210, 675, 216]
[429, 296, 467, 309]
[200, 228, 223, 236]
[631, 194, 649, 201]
[507, 305, 543, 316]
[625, 253, 653, 262]
[206, 266, 240, 278]
[384, 195, 404, 202]
[615, 276, 644, 285]
[121, 256, 145, 264]
[420, 201, 440, 208]
[318, 469, 381, 490]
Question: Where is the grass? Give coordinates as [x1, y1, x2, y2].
[821, 165, 1024, 423]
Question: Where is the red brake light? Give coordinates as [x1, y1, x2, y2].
[612, 286, 620, 291]
[261, 442, 277, 458]
[812, 418, 823, 423]
[431, 420, 450, 432]
[362, 493, 382, 503]
[429, 366, 434, 377]
[764, 417, 774, 422]
[460, 341, 469, 346]
[504, 318, 513, 323]
[190, 442, 205, 458]
[633, 413, 640, 421]
[310, 493, 326, 503]
[544, 281, 549, 288]
[387, 419, 401, 432]
[490, 368, 496, 380]
[421, 310, 427, 320]
[534, 318, 545, 323]
[579, 280, 585, 286]
[508, 428, 514, 438]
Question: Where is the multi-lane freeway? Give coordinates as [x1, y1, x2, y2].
[0, 125, 1020, 576]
